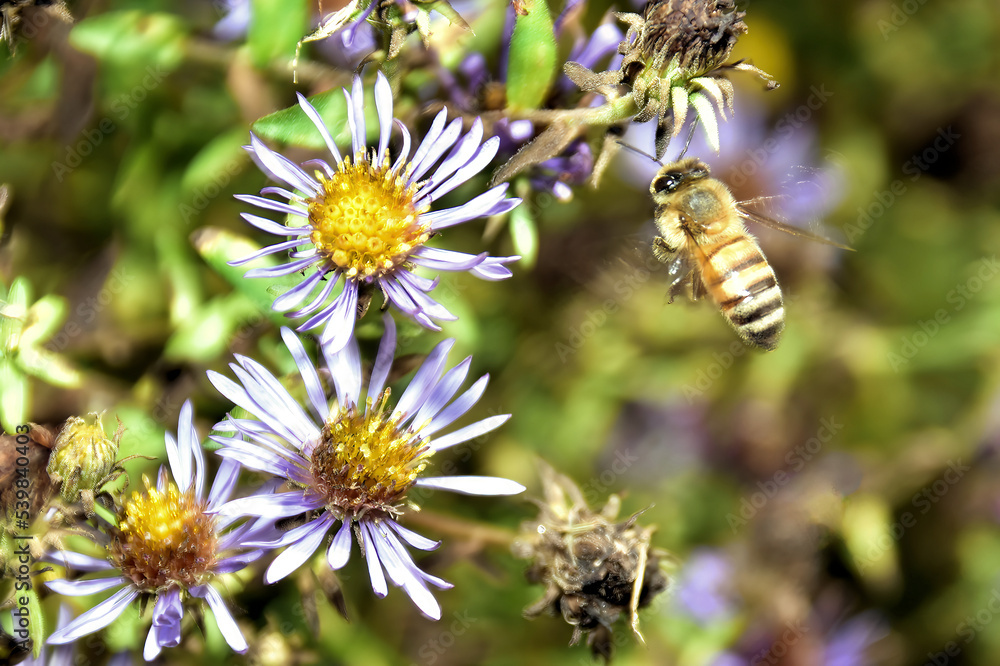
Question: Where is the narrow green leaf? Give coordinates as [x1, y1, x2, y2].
[0, 359, 28, 434]
[509, 195, 539, 269]
[17, 348, 81, 388]
[506, 0, 557, 111]
[20, 295, 68, 349]
[249, 0, 309, 69]
[26, 588, 44, 658]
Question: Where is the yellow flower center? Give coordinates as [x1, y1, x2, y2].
[309, 389, 430, 520]
[109, 478, 217, 591]
[307, 153, 430, 280]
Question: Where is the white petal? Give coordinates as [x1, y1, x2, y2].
[427, 414, 510, 452]
[296, 92, 342, 164]
[393, 338, 455, 422]
[281, 327, 329, 422]
[359, 521, 388, 597]
[47, 586, 139, 643]
[265, 514, 335, 584]
[192, 585, 249, 653]
[322, 331, 363, 408]
[374, 71, 393, 163]
[415, 475, 526, 496]
[367, 312, 396, 399]
[46, 576, 126, 596]
[327, 519, 353, 570]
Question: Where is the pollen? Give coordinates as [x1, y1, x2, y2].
[109, 477, 218, 591]
[309, 389, 430, 520]
[307, 153, 430, 280]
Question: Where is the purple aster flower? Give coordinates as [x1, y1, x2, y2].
[233, 71, 520, 352]
[207, 320, 525, 619]
[44, 402, 262, 660]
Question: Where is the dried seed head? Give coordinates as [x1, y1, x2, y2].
[46, 413, 121, 505]
[614, 0, 776, 154]
[637, 0, 747, 74]
[514, 463, 669, 662]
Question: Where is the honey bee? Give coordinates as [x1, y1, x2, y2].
[649, 157, 849, 351]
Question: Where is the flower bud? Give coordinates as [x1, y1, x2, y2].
[46, 414, 121, 504]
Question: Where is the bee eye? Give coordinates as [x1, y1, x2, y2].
[653, 173, 680, 193]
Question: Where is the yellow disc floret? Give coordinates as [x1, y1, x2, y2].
[109, 477, 217, 591]
[310, 389, 430, 520]
[308, 153, 430, 280]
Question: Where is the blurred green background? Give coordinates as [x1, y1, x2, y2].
[2, 0, 1000, 664]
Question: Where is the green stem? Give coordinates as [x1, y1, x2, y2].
[496, 94, 640, 128]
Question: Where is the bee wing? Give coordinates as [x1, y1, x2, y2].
[737, 199, 854, 251]
[662, 249, 709, 303]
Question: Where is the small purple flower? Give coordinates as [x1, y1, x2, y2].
[44, 402, 261, 660]
[823, 612, 889, 666]
[207, 320, 525, 619]
[673, 549, 738, 624]
[213, 0, 250, 41]
[233, 71, 519, 351]
[440, 12, 622, 201]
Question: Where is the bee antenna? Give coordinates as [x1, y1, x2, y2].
[615, 141, 663, 166]
[676, 117, 700, 161]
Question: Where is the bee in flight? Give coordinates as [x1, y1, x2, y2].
[648, 157, 850, 351]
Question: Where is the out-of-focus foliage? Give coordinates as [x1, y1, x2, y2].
[1, 0, 999, 664]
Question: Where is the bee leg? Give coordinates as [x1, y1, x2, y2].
[652, 236, 677, 264]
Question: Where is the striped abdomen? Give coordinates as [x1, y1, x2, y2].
[697, 233, 784, 351]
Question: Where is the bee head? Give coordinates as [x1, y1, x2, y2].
[650, 158, 711, 196]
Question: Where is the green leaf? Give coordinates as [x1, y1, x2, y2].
[20, 295, 68, 348]
[92, 500, 118, 528]
[25, 588, 44, 659]
[413, 0, 473, 32]
[191, 226, 305, 328]
[68, 11, 186, 72]
[249, 0, 310, 69]
[251, 87, 379, 149]
[17, 347, 81, 388]
[164, 295, 260, 363]
[180, 128, 249, 195]
[0, 359, 28, 434]
[506, 0, 557, 111]
[509, 196, 538, 269]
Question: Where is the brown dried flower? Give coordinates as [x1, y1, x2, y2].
[513, 462, 669, 662]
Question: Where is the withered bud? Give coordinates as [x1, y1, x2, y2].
[634, 0, 747, 73]
[0, 423, 56, 525]
[46, 413, 122, 505]
[513, 462, 669, 662]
